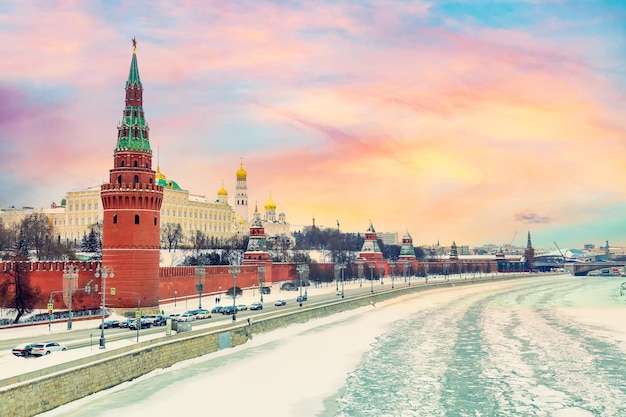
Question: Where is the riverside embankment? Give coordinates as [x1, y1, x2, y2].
[0, 274, 540, 417]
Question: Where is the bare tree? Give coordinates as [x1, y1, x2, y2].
[20, 212, 53, 259]
[161, 223, 183, 252]
[0, 239, 41, 323]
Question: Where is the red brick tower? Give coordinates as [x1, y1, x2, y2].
[100, 39, 163, 310]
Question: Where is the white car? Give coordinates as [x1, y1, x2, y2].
[236, 304, 247, 311]
[178, 313, 195, 322]
[29, 342, 67, 356]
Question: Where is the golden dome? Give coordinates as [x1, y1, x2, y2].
[155, 166, 166, 180]
[264, 193, 276, 211]
[218, 180, 228, 196]
[236, 159, 247, 180]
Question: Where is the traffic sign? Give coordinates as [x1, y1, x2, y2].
[135, 310, 141, 319]
[47, 302, 54, 311]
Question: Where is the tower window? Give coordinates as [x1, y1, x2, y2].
[134, 160, 138, 167]
[135, 214, 140, 225]
[134, 175, 139, 184]
[154, 216, 157, 226]
[121, 160, 125, 167]
[113, 214, 118, 224]
[117, 175, 122, 184]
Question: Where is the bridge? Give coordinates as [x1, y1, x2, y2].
[564, 261, 626, 276]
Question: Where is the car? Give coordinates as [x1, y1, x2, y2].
[169, 313, 181, 321]
[236, 304, 247, 311]
[275, 299, 287, 306]
[211, 306, 223, 314]
[296, 294, 308, 302]
[194, 309, 211, 319]
[178, 313, 195, 322]
[12, 343, 37, 357]
[119, 318, 134, 328]
[29, 342, 67, 356]
[129, 318, 152, 330]
[98, 319, 121, 329]
[249, 302, 263, 310]
[220, 305, 236, 315]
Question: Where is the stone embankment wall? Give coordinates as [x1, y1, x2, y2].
[0, 275, 526, 417]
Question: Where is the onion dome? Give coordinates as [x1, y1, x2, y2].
[236, 160, 247, 180]
[264, 193, 276, 211]
[218, 180, 228, 196]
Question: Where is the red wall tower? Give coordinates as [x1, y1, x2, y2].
[100, 39, 163, 310]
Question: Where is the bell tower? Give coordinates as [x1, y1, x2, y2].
[100, 39, 163, 310]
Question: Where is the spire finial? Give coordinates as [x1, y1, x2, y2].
[132, 37, 137, 53]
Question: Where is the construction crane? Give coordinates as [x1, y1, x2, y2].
[554, 241, 566, 263]
[507, 231, 518, 254]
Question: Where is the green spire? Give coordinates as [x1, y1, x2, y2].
[115, 38, 151, 153]
[126, 38, 142, 88]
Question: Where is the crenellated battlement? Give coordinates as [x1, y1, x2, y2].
[1, 261, 101, 273]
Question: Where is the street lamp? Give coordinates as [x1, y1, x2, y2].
[368, 264, 375, 294]
[389, 260, 396, 289]
[228, 265, 241, 321]
[424, 263, 429, 284]
[195, 266, 205, 309]
[63, 263, 79, 330]
[174, 290, 177, 307]
[95, 264, 114, 349]
[297, 264, 308, 306]
[258, 264, 265, 303]
[339, 263, 345, 298]
[334, 263, 346, 298]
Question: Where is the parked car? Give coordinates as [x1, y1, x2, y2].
[99, 319, 121, 329]
[12, 343, 37, 357]
[220, 305, 236, 315]
[119, 318, 134, 328]
[169, 313, 181, 321]
[281, 283, 298, 291]
[211, 306, 223, 314]
[249, 302, 263, 310]
[194, 309, 211, 319]
[296, 294, 308, 302]
[129, 318, 152, 330]
[236, 304, 247, 311]
[275, 299, 287, 306]
[29, 342, 67, 356]
[178, 313, 195, 322]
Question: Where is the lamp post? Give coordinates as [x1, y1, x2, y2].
[195, 266, 205, 309]
[369, 264, 375, 294]
[63, 263, 79, 330]
[339, 263, 345, 298]
[95, 264, 114, 349]
[297, 264, 308, 306]
[389, 261, 396, 289]
[228, 265, 241, 321]
[424, 263, 429, 284]
[407, 263, 412, 286]
[258, 264, 265, 303]
[174, 290, 177, 307]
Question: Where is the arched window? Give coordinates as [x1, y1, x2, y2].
[135, 214, 140, 225]
[154, 216, 158, 226]
[117, 175, 122, 184]
[134, 175, 139, 184]
[113, 214, 118, 224]
[134, 160, 138, 167]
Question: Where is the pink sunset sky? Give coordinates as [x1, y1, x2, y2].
[1, 1, 624, 250]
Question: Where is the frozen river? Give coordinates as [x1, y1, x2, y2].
[39, 274, 626, 417]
